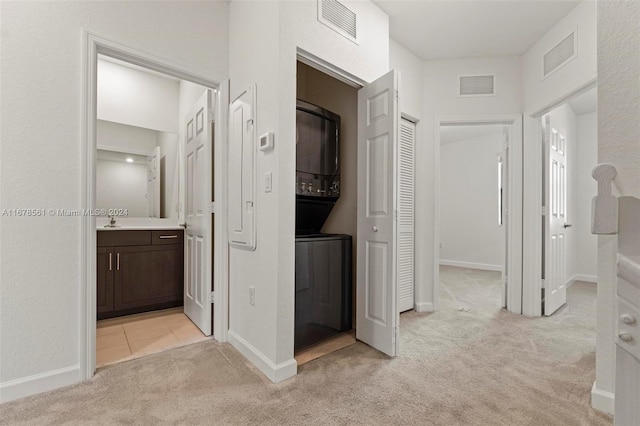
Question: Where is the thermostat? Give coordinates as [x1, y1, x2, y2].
[259, 132, 274, 151]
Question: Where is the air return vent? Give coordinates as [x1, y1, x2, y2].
[458, 75, 495, 97]
[318, 0, 358, 44]
[543, 31, 577, 78]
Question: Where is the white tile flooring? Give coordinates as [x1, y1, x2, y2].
[96, 308, 207, 367]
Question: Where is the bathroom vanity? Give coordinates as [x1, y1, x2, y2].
[97, 228, 184, 320]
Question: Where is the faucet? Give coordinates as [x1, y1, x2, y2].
[108, 215, 116, 227]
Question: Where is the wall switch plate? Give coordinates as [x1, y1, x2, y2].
[264, 172, 272, 193]
[249, 286, 256, 306]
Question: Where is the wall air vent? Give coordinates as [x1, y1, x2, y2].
[543, 31, 577, 78]
[318, 0, 358, 44]
[458, 75, 496, 97]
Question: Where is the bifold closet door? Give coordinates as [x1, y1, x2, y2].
[398, 118, 415, 313]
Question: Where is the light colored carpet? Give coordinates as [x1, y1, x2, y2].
[0, 266, 612, 425]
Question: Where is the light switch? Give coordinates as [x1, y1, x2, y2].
[265, 172, 272, 193]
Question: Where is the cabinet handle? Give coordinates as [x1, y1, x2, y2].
[109, 253, 112, 271]
[116, 253, 120, 271]
[159, 235, 179, 239]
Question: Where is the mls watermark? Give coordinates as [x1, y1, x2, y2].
[1, 208, 129, 217]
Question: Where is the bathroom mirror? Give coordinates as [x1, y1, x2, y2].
[96, 120, 180, 219]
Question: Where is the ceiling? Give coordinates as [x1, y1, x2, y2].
[374, 1, 581, 60]
[440, 123, 503, 144]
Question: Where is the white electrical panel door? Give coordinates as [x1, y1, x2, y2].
[398, 118, 415, 313]
[228, 85, 256, 250]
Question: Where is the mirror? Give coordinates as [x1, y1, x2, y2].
[96, 120, 179, 218]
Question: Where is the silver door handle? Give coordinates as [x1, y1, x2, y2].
[159, 235, 178, 239]
[372, 226, 378, 232]
[563, 223, 572, 228]
[109, 253, 112, 271]
[116, 253, 120, 271]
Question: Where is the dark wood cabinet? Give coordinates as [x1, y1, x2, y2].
[97, 229, 184, 320]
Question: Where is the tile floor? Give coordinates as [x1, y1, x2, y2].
[96, 308, 207, 367]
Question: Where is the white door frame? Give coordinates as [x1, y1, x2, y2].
[434, 114, 524, 314]
[80, 31, 229, 380]
[521, 80, 596, 316]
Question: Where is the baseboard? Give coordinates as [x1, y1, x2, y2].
[573, 274, 597, 283]
[228, 330, 297, 383]
[591, 381, 615, 415]
[415, 302, 435, 313]
[439, 260, 502, 272]
[0, 365, 81, 403]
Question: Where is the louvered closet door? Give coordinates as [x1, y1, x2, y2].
[398, 118, 415, 312]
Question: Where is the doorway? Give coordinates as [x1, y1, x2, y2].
[539, 86, 598, 315]
[81, 32, 229, 379]
[434, 116, 523, 314]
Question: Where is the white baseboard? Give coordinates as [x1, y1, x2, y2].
[573, 274, 597, 283]
[415, 302, 435, 313]
[228, 330, 297, 383]
[0, 365, 81, 403]
[591, 381, 615, 415]
[439, 260, 502, 272]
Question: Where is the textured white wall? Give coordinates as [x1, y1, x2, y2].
[96, 160, 148, 217]
[421, 56, 522, 309]
[440, 130, 505, 269]
[0, 0, 228, 400]
[594, 0, 640, 415]
[97, 59, 180, 134]
[575, 112, 597, 280]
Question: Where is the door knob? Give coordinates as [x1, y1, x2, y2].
[563, 223, 572, 228]
[372, 226, 378, 232]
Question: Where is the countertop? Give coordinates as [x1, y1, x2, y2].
[97, 226, 185, 231]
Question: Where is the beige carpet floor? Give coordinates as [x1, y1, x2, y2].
[0, 266, 613, 425]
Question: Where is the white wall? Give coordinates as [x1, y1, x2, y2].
[96, 160, 148, 217]
[97, 120, 157, 154]
[0, 0, 228, 402]
[593, 0, 640, 415]
[440, 130, 505, 270]
[97, 59, 180, 134]
[419, 56, 522, 311]
[575, 111, 597, 280]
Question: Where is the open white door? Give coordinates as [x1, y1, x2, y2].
[356, 70, 400, 357]
[543, 115, 568, 315]
[147, 146, 161, 218]
[184, 90, 213, 335]
[499, 126, 509, 308]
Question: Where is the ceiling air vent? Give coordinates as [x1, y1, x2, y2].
[318, 0, 358, 44]
[458, 75, 496, 97]
[543, 31, 577, 78]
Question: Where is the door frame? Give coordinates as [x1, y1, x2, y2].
[521, 79, 596, 316]
[434, 114, 523, 314]
[80, 30, 229, 380]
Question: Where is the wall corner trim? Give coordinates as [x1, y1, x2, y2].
[0, 365, 81, 404]
[228, 331, 297, 383]
[591, 381, 615, 415]
[415, 302, 435, 313]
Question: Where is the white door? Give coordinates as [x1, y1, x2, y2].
[499, 125, 509, 308]
[543, 115, 568, 315]
[398, 118, 415, 313]
[356, 70, 400, 357]
[184, 90, 213, 335]
[147, 146, 161, 218]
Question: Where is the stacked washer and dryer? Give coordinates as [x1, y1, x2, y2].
[295, 100, 352, 352]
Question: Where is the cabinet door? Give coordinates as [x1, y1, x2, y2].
[97, 247, 115, 314]
[114, 245, 184, 311]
